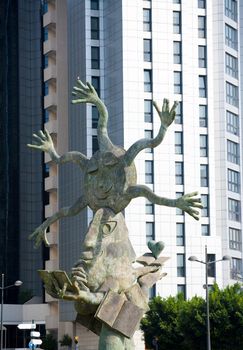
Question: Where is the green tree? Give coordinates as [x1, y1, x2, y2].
[41, 333, 58, 350]
[141, 284, 243, 350]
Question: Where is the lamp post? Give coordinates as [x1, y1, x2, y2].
[0, 274, 23, 350]
[188, 246, 230, 350]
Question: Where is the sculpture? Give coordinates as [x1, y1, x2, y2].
[28, 80, 202, 349]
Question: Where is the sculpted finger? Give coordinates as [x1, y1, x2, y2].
[44, 128, 52, 142]
[27, 144, 42, 150]
[76, 79, 89, 90]
[38, 130, 46, 139]
[185, 191, 199, 198]
[33, 134, 43, 142]
[152, 101, 161, 115]
[71, 99, 87, 104]
[170, 101, 179, 115]
[86, 82, 96, 94]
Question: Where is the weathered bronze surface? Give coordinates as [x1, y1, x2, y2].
[28, 80, 202, 349]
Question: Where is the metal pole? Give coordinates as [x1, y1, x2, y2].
[205, 246, 211, 350]
[0, 274, 4, 350]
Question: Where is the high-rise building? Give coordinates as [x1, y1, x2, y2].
[42, 0, 242, 348]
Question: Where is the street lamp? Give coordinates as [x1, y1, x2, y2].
[0, 274, 23, 350]
[188, 246, 230, 350]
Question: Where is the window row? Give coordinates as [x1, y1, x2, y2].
[225, 0, 237, 22]
[177, 253, 216, 278]
[225, 52, 238, 79]
[229, 227, 242, 251]
[225, 24, 237, 51]
[173, 0, 206, 7]
[226, 81, 238, 107]
[231, 257, 242, 279]
[228, 198, 241, 222]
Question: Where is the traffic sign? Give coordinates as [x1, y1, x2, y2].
[30, 331, 40, 337]
[31, 339, 42, 345]
[18, 323, 36, 330]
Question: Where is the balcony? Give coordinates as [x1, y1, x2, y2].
[45, 119, 57, 135]
[45, 175, 57, 192]
[44, 93, 57, 110]
[44, 65, 56, 82]
[43, 38, 56, 55]
[43, 10, 56, 28]
[45, 203, 57, 218]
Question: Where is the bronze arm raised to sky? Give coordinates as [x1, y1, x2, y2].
[28, 79, 202, 248]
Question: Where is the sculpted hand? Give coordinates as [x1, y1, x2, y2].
[153, 98, 178, 129]
[29, 223, 50, 248]
[72, 79, 99, 105]
[27, 129, 55, 154]
[175, 192, 203, 221]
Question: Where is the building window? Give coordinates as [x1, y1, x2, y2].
[175, 131, 183, 154]
[91, 47, 100, 69]
[228, 169, 240, 193]
[199, 76, 207, 98]
[146, 222, 155, 243]
[200, 135, 208, 157]
[225, 0, 237, 22]
[198, 16, 206, 38]
[173, 41, 182, 64]
[228, 198, 241, 222]
[198, 46, 207, 68]
[226, 82, 238, 107]
[177, 285, 186, 299]
[227, 140, 240, 165]
[91, 17, 99, 40]
[207, 254, 216, 278]
[91, 0, 99, 10]
[144, 70, 152, 92]
[174, 71, 182, 94]
[44, 110, 49, 123]
[229, 228, 242, 251]
[145, 130, 153, 153]
[177, 254, 185, 277]
[199, 105, 207, 127]
[202, 224, 210, 236]
[201, 194, 209, 217]
[42, 0, 48, 14]
[173, 11, 181, 34]
[226, 110, 239, 136]
[148, 285, 156, 299]
[175, 162, 184, 185]
[43, 55, 48, 68]
[144, 100, 153, 123]
[225, 24, 237, 50]
[231, 257, 242, 279]
[92, 76, 100, 96]
[145, 160, 154, 184]
[92, 135, 99, 154]
[176, 192, 184, 215]
[146, 200, 154, 215]
[198, 0, 206, 8]
[143, 9, 151, 31]
[176, 223, 185, 246]
[175, 101, 183, 124]
[200, 164, 209, 187]
[173, 0, 181, 3]
[43, 27, 48, 41]
[225, 53, 238, 79]
[144, 39, 152, 62]
[92, 106, 99, 129]
[44, 82, 49, 96]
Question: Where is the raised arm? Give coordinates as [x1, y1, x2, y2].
[72, 79, 114, 151]
[124, 99, 178, 166]
[126, 185, 202, 220]
[28, 129, 88, 169]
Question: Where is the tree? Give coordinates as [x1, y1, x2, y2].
[59, 334, 72, 348]
[141, 284, 243, 350]
[41, 333, 58, 350]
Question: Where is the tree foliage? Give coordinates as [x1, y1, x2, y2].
[141, 284, 243, 350]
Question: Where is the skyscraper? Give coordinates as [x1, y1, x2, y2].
[42, 0, 242, 348]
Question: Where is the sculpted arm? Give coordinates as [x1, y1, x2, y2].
[29, 195, 88, 248]
[28, 129, 88, 169]
[126, 185, 202, 220]
[124, 99, 178, 166]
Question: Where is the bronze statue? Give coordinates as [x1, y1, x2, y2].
[28, 80, 202, 349]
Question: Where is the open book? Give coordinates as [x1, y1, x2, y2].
[95, 290, 144, 338]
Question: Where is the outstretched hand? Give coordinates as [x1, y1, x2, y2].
[29, 223, 50, 248]
[153, 98, 178, 129]
[72, 79, 99, 105]
[175, 192, 203, 221]
[27, 129, 55, 154]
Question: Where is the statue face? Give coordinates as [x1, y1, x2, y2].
[84, 148, 137, 213]
[78, 208, 136, 291]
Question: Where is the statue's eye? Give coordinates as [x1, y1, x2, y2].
[104, 158, 118, 167]
[102, 221, 117, 236]
[87, 162, 98, 174]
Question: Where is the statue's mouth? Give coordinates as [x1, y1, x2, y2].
[95, 185, 113, 199]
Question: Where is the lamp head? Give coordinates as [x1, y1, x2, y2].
[188, 256, 198, 262]
[14, 280, 23, 287]
[222, 255, 231, 261]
